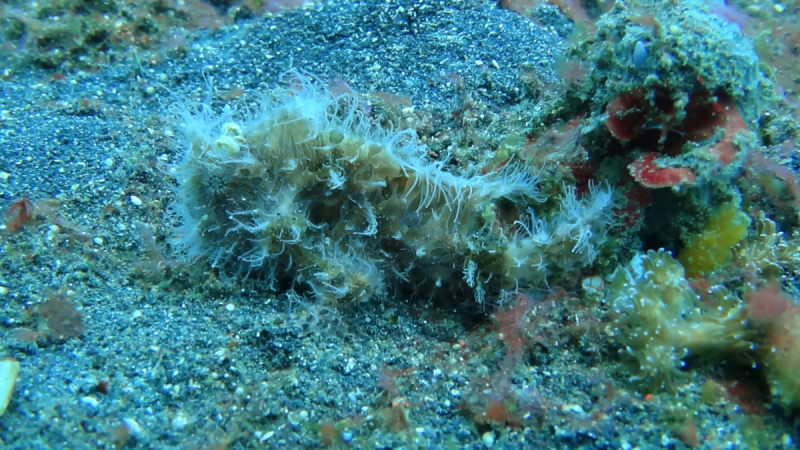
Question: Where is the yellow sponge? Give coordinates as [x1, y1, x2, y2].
[679, 203, 750, 277]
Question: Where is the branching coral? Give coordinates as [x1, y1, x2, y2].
[608, 249, 753, 391]
[734, 214, 800, 280]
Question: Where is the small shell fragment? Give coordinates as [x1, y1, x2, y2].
[0, 357, 21, 416]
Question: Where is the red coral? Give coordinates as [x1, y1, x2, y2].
[607, 88, 749, 169]
[606, 89, 648, 141]
[682, 90, 731, 140]
[682, 91, 748, 166]
[629, 153, 697, 188]
[617, 182, 651, 227]
[606, 87, 678, 144]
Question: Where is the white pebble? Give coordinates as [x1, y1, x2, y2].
[171, 411, 189, 430]
[258, 431, 274, 442]
[122, 418, 144, 437]
[129, 195, 143, 206]
[482, 431, 496, 447]
[81, 396, 99, 409]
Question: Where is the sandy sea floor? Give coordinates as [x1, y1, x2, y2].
[0, 0, 798, 448]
